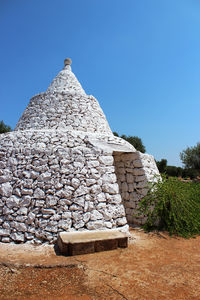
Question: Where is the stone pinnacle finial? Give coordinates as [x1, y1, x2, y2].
[64, 58, 72, 66]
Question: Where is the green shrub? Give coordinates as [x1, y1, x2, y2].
[138, 176, 200, 238]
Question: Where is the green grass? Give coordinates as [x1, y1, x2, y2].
[138, 176, 200, 238]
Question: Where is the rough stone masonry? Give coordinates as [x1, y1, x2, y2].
[0, 58, 160, 244]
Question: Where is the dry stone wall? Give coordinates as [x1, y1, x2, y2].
[114, 152, 160, 225]
[0, 130, 129, 244]
[15, 92, 112, 134]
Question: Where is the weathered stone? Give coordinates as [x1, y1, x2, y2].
[86, 220, 104, 230]
[34, 188, 45, 199]
[6, 195, 20, 208]
[99, 156, 113, 166]
[0, 182, 12, 197]
[0, 175, 11, 184]
[0, 228, 10, 236]
[102, 183, 119, 194]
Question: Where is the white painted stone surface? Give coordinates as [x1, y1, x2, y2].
[0, 58, 160, 244]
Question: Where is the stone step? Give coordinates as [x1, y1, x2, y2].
[57, 229, 128, 256]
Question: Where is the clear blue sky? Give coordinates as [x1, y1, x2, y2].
[1, 0, 200, 166]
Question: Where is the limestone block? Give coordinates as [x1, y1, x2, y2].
[128, 184, 134, 192]
[90, 210, 103, 221]
[38, 172, 51, 182]
[102, 173, 117, 184]
[71, 178, 80, 188]
[0, 161, 6, 169]
[99, 156, 114, 166]
[122, 191, 129, 201]
[133, 168, 145, 176]
[20, 196, 31, 207]
[0, 182, 12, 197]
[86, 179, 96, 187]
[1, 237, 10, 243]
[126, 173, 134, 183]
[90, 184, 101, 194]
[6, 195, 20, 208]
[106, 194, 122, 204]
[116, 217, 127, 226]
[136, 181, 148, 189]
[0, 175, 11, 184]
[74, 186, 87, 197]
[83, 212, 90, 223]
[12, 222, 27, 232]
[133, 160, 143, 168]
[102, 183, 119, 194]
[118, 174, 125, 182]
[86, 220, 104, 230]
[96, 192, 106, 202]
[104, 221, 112, 228]
[35, 200, 45, 207]
[0, 229, 10, 236]
[41, 208, 55, 215]
[74, 220, 85, 229]
[87, 160, 99, 168]
[17, 207, 28, 215]
[56, 187, 74, 198]
[62, 212, 72, 219]
[69, 204, 83, 211]
[135, 175, 147, 182]
[121, 182, 128, 192]
[21, 188, 33, 195]
[58, 198, 72, 206]
[33, 188, 45, 199]
[117, 167, 126, 175]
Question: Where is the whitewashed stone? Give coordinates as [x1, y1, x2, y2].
[99, 156, 113, 166]
[86, 220, 104, 230]
[0, 182, 12, 197]
[61, 212, 72, 219]
[27, 212, 35, 224]
[0, 175, 11, 184]
[86, 179, 96, 186]
[90, 210, 103, 221]
[34, 188, 45, 199]
[90, 184, 101, 194]
[96, 192, 106, 202]
[21, 188, 33, 195]
[0, 59, 161, 244]
[12, 222, 27, 232]
[20, 196, 31, 207]
[0, 229, 10, 236]
[71, 178, 80, 188]
[102, 183, 119, 194]
[1, 237, 10, 243]
[6, 195, 20, 208]
[41, 208, 55, 215]
[102, 173, 116, 184]
[17, 207, 28, 215]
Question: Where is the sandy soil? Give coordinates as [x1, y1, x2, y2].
[0, 228, 200, 300]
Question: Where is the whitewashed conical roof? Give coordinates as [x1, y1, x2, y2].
[15, 58, 112, 134]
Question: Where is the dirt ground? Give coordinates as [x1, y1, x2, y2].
[0, 228, 200, 300]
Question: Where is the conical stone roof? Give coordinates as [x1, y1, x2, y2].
[15, 59, 113, 134]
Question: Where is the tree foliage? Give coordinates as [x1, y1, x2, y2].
[180, 143, 200, 172]
[156, 159, 167, 173]
[113, 132, 146, 153]
[0, 120, 11, 134]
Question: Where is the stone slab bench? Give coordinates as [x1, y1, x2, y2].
[57, 229, 128, 256]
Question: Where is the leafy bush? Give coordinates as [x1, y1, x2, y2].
[138, 176, 200, 237]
